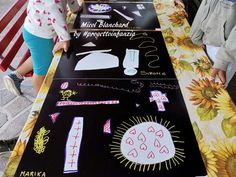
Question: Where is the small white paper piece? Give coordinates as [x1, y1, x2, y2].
[123, 49, 139, 76]
[132, 11, 142, 17]
[82, 42, 96, 47]
[64, 117, 83, 173]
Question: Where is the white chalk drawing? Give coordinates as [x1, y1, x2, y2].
[130, 33, 160, 68]
[149, 82, 179, 90]
[77, 80, 144, 93]
[64, 117, 83, 173]
[73, 31, 81, 39]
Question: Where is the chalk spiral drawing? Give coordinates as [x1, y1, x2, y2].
[130, 33, 160, 68]
[149, 82, 179, 90]
[33, 127, 50, 154]
[77, 80, 144, 93]
[109, 115, 185, 172]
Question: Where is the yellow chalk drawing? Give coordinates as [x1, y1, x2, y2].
[33, 127, 50, 154]
[60, 90, 78, 100]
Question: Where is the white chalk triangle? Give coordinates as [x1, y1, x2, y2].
[132, 11, 142, 17]
[82, 42, 96, 47]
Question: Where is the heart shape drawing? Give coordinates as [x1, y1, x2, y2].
[159, 145, 169, 154]
[147, 126, 155, 133]
[126, 137, 134, 145]
[140, 143, 147, 151]
[138, 132, 146, 142]
[155, 130, 164, 138]
[128, 148, 138, 158]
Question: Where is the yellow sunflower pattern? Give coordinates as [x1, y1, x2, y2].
[154, 0, 236, 177]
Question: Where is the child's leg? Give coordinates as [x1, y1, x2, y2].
[32, 74, 45, 93]
[16, 57, 33, 76]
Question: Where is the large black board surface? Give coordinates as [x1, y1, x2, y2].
[74, 2, 159, 30]
[54, 30, 176, 79]
[15, 79, 207, 177]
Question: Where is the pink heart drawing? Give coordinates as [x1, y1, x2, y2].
[140, 143, 147, 151]
[155, 130, 164, 138]
[159, 145, 169, 154]
[137, 132, 146, 142]
[154, 139, 161, 148]
[129, 129, 136, 135]
[147, 151, 155, 159]
[128, 148, 138, 158]
[147, 126, 155, 133]
[126, 137, 134, 145]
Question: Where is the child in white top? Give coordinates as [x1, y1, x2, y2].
[3, 0, 83, 95]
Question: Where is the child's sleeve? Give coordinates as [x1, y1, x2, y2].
[67, 0, 83, 13]
[214, 26, 236, 71]
[47, 1, 71, 41]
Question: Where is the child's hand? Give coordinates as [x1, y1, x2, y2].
[53, 40, 70, 55]
[211, 68, 226, 85]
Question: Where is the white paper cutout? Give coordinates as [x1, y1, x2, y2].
[120, 122, 175, 165]
[75, 52, 119, 70]
[149, 90, 169, 111]
[88, 4, 112, 13]
[113, 9, 134, 21]
[103, 119, 111, 134]
[123, 49, 139, 76]
[82, 42, 96, 47]
[136, 4, 146, 10]
[64, 117, 83, 173]
[61, 82, 69, 89]
[76, 49, 111, 56]
[132, 11, 142, 17]
[80, 14, 111, 19]
[56, 100, 120, 107]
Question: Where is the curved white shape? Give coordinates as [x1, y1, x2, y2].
[75, 52, 119, 70]
[120, 122, 175, 165]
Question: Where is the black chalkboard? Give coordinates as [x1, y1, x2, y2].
[15, 79, 207, 177]
[74, 2, 159, 30]
[54, 30, 176, 79]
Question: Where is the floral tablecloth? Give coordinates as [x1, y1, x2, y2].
[3, 1, 236, 177]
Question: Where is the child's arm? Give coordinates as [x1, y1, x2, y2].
[211, 26, 236, 84]
[47, 1, 71, 42]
